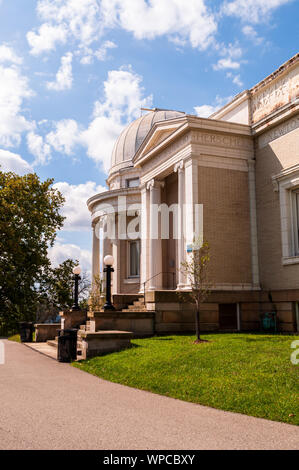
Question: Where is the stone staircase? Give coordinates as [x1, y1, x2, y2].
[121, 297, 147, 312]
[46, 296, 151, 359]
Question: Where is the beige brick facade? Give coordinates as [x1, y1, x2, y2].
[88, 54, 299, 333]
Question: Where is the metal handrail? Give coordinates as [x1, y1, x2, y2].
[143, 271, 176, 304]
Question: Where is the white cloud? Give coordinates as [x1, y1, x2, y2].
[226, 72, 243, 87]
[27, 131, 51, 165]
[101, 0, 217, 50]
[0, 149, 33, 175]
[94, 40, 117, 61]
[27, 23, 67, 56]
[46, 119, 81, 155]
[213, 58, 240, 70]
[53, 181, 106, 231]
[28, 0, 103, 55]
[46, 66, 152, 173]
[46, 52, 73, 91]
[213, 42, 243, 71]
[29, 0, 217, 55]
[0, 58, 34, 148]
[194, 104, 218, 118]
[48, 241, 92, 271]
[242, 25, 263, 45]
[222, 0, 292, 23]
[0, 44, 22, 64]
[194, 95, 233, 118]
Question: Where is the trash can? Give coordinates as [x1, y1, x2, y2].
[261, 312, 277, 332]
[19, 322, 33, 342]
[57, 329, 77, 362]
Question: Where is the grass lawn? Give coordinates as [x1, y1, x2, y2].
[73, 333, 299, 425]
[7, 333, 35, 342]
[7, 334, 21, 342]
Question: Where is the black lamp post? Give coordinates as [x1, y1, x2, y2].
[103, 255, 115, 311]
[72, 265, 81, 310]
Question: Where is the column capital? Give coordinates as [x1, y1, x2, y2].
[174, 160, 184, 173]
[146, 178, 165, 191]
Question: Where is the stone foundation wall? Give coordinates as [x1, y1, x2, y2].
[145, 290, 299, 333]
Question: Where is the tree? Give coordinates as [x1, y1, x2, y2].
[180, 240, 211, 343]
[37, 260, 91, 322]
[0, 170, 65, 330]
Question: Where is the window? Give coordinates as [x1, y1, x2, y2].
[292, 189, 299, 256]
[129, 240, 140, 277]
[126, 178, 139, 188]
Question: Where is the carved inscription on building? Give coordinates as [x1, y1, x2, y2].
[258, 115, 299, 148]
[252, 65, 299, 123]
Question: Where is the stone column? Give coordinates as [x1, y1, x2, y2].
[184, 157, 201, 288]
[247, 159, 260, 288]
[92, 222, 100, 284]
[112, 215, 121, 295]
[139, 184, 148, 293]
[174, 161, 185, 289]
[147, 179, 164, 290]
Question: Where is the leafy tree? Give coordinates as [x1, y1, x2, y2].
[179, 240, 211, 343]
[0, 170, 65, 330]
[38, 260, 91, 320]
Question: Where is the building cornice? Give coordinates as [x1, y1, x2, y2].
[133, 115, 251, 168]
[86, 187, 140, 212]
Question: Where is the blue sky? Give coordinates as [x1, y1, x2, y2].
[0, 0, 298, 272]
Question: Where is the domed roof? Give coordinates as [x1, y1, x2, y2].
[109, 109, 185, 177]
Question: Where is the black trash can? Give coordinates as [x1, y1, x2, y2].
[19, 322, 33, 343]
[57, 329, 77, 363]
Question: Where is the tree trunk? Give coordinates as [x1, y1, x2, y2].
[195, 308, 200, 341]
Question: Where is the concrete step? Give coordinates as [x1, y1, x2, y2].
[47, 339, 58, 349]
[123, 307, 147, 312]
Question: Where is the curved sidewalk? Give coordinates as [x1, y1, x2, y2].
[0, 339, 298, 450]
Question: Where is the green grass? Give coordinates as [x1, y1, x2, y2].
[7, 334, 21, 342]
[73, 333, 299, 425]
[7, 332, 35, 342]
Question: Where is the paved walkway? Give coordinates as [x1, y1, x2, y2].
[0, 339, 298, 450]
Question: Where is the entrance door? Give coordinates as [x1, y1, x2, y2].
[219, 304, 238, 330]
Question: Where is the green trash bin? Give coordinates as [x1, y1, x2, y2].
[261, 312, 277, 332]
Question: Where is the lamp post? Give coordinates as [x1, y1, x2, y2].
[103, 255, 115, 311]
[72, 265, 81, 310]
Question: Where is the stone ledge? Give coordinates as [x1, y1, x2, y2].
[34, 323, 60, 342]
[79, 330, 133, 339]
[89, 310, 154, 319]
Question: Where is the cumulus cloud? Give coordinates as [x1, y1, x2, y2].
[0, 149, 33, 175]
[45, 66, 152, 173]
[46, 119, 81, 155]
[53, 181, 106, 231]
[28, 0, 217, 56]
[46, 52, 73, 91]
[27, 131, 51, 165]
[48, 241, 92, 271]
[0, 44, 22, 64]
[27, 23, 67, 56]
[213, 43, 243, 71]
[222, 0, 292, 23]
[194, 95, 233, 118]
[0, 47, 34, 148]
[27, 0, 103, 55]
[101, 0, 217, 50]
